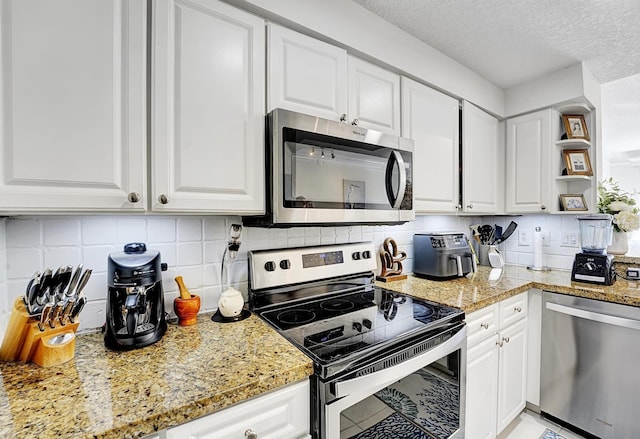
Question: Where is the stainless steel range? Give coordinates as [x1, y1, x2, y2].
[249, 242, 466, 439]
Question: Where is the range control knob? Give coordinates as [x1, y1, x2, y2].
[352, 321, 363, 332]
[362, 318, 372, 329]
[264, 261, 276, 272]
[362, 250, 372, 259]
[279, 259, 291, 269]
[352, 252, 361, 260]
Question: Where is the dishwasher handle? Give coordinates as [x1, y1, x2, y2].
[546, 302, 640, 331]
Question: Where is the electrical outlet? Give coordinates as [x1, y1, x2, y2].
[561, 231, 580, 247]
[541, 231, 550, 246]
[518, 230, 531, 246]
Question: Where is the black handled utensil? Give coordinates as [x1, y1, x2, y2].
[495, 221, 518, 244]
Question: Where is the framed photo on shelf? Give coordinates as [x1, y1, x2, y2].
[562, 114, 590, 141]
[563, 149, 593, 176]
[560, 194, 588, 211]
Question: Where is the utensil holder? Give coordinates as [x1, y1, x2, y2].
[476, 244, 491, 266]
[0, 297, 79, 367]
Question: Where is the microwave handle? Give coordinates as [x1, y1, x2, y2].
[385, 150, 407, 209]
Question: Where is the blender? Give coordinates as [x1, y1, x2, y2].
[571, 214, 615, 285]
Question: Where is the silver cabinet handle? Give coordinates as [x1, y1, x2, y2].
[514, 306, 522, 312]
[351, 118, 359, 126]
[127, 192, 141, 203]
[480, 323, 489, 329]
[245, 429, 258, 439]
[339, 113, 347, 122]
[158, 194, 169, 205]
[502, 336, 510, 343]
[497, 336, 510, 347]
[467, 203, 473, 209]
[541, 205, 546, 210]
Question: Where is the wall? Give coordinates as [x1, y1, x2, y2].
[0, 214, 474, 339]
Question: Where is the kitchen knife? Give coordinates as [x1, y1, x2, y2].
[23, 271, 41, 313]
[36, 268, 53, 306]
[48, 266, 66, 303]
[69, 296, 86, 323]
[74, 269, 92, 300]
[57, 266, 73, 301]
[60, 299, 75, 325]
[66, 264, 83, 298]
[38, 303, 53, 332]
[49, 301, 65, 329]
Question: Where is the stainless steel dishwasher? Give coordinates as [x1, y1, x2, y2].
[541, 291, 640, 439]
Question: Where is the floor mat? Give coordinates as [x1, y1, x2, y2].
[375, 368, 459, 438]
[348, 412, 432, 439]
[540, 428, 568, 439]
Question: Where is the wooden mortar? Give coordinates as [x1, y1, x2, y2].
[174, 295, 201, 326]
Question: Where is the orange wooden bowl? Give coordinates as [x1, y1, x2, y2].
[173, 294, 201, 326]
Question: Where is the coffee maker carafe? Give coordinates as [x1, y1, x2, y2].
[105, 243, 168, 350]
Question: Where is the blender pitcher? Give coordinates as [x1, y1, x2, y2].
[577, 214, 613, 254]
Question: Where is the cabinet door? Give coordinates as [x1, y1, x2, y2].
[505, 109, 551, 213]
[152, 0, 265, 213]
[0, 0, 146, 212]
[401, 77, 459, 213]
[461, 101, 503, 213]
[497, 318, 528, 434]
[268, 23, 347, 120]
[348, 56, 400, 134]
[465, 335, 499, 439]
[166, 380, 310, 439]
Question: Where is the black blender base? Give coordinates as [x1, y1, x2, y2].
[571, 253, 615, 285]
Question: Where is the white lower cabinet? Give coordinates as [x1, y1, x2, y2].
[166, 380, 310, 439]
[465, 292, 528, 439]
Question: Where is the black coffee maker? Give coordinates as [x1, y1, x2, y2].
[105, 243, 168, 350]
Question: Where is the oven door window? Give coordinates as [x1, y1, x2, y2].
[339, 351, 462, 439]
[282, 128, 412, 211]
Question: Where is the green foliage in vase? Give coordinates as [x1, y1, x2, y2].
[598, 178, 640, 232]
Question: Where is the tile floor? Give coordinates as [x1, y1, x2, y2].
[498, 410, 586, 439]
[340, 396, 586, 439]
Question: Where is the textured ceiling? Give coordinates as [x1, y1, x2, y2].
[351, 0, 640, 88]
[351, 0, 640, 159]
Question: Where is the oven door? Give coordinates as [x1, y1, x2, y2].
[270, 108, 414, 226]
[319, 324, 466, 439]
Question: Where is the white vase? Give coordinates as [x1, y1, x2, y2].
[607, 231, 629, 255]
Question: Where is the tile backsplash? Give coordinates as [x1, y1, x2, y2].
[0, 213, 583, 340]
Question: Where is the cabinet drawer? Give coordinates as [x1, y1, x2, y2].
[166, 380, 309, 439]
[466, 303, 500, 346]
[499, 292, 528, 329]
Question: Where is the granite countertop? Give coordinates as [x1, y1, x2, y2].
[0, 312, 313, 439]
[4, 263, 640, 438]
[379, 264, 640, 313]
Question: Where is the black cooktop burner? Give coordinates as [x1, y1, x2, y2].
[320, 299, 355, 312]
[277, 309, 316, 325]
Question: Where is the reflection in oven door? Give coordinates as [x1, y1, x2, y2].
[317, 324, 466, 439]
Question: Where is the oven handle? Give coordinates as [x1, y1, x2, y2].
[333, 325, 467, 399]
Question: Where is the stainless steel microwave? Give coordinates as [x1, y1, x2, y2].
[243, 109, 414, 227]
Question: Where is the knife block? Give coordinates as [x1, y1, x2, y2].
[0, 297, 79, 367]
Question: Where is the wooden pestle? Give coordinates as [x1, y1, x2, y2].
[174, 276, 192, 299]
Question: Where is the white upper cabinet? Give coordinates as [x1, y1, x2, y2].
[268, 24, 400, 134]
[268, 23, 347, 121]
[0, 0, 147, 212]
[152, 0, 265, 213]
[347, 56, 400, 134]
[462, 101, 503, 214]
[505, 109, 552, 213]
[401, 77, 459, 212]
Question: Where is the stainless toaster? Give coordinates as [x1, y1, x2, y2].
[414, 233, 476, 279]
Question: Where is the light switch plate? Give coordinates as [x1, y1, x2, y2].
[519, 230, 531, 246]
